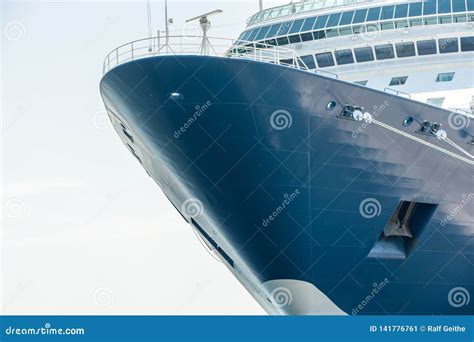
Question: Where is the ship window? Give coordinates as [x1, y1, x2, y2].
[366, 7, 381, 22]
[300, 32, 313, 42]
[325, 28, 340, 38]
[409, 2, 422, 17]
[395, 20, 409, 28]
[410, 18, 423, 26]
[353, 9, 368, 23]
[315, 52, 335, 68]
[389, 76, 408, 86]
[381, 5, 395, 20]
[461, 36, 474, 51]
[312, 30, 326, 40]
[381, 22, 395, 30]
[278, 21, 292, 35]
[338, 27, 353, 36]
[301, 17, 317, 31]
[335, 49, 354, 65]
[354, 80, 368, 86]
[424, 17, 438, 25]
[288, 34, 301, 44]
[427, 98, 445, 106]
[436, 72, 455, 82]
[439, 15, 453, 24]
[314, 15, 329, 29]
[454, 14, 468, 22]
[468, 0, 474, 11]
[453, 0, 467, 12]
[300, 55, 316, 69]
[340, 11, 355, 26]
[394, 3, 409, 18]
[374, 44, 395, 60]
[417, 39, 437, 55]
[289, 19, 304, 34]
[266, 23, 282, 38]
[438, 0, 452, 13]
[326, 13, 342, 27]
[276, 36, 289, 46]
[439, 37, 459, 53]
[247, 29, 259, 41]
[255, 26, 270, 40]
[354, 47, 374, 62]
[423, 0, 437, 15]
[396, 42, 416, 57]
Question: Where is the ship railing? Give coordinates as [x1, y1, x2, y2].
[103, 35, 310, 74]
[384, 87, 411, 99]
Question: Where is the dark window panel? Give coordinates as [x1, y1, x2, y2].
[289, 19, 305, 34]
[335, 49, 354, 65]
[395, 20, 409, 28]
[314, 15, 329, 29]
[439, 38, 459, 53]
[340, 11, 355, 25]
[301, 17, 317, 31]
[312, 30, 326, 40]
[395, 4, 409, 18]
[353, 9, 368, 23]
[436, 72, 455, 82]
[315, 52, 335, 67]
[417, 39, 437, 55]
[381, 22, 395, 30]
[438, 0, 452, 13]
[439, 15, 453, 24]
[469, 0, 474, 11]
[367, 7, 381, 21]
[276, 36, 289, 46]
[452, 0, 467, 12]
[300, 55, 316, 69]
[278, 21, 293, 35]
[389, 76, 408, 86]
[410, 18, 423, 26]
[461, 36, 474, 51]
[248, 29, 259, 41]
[325, 28, 340, 38]
[381, 5, 395, 20]
[300, 32, 313, 42]
[409, 2, 423, 17]
[396, 42, 416, 57]
[423, 0, 437, 15]
[327, 13, 342, 27]
[354, 46, 375, 62]
[374, 44, 395, 60]
[255, 26, 270, 40]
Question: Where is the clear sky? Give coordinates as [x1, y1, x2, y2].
[1, 0, 290, 315]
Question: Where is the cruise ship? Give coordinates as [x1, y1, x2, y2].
[100, 0, 474, 315]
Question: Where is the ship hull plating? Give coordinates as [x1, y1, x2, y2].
[100, 55, 473, 315]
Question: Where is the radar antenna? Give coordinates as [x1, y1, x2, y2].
[186, 10, 223, 55]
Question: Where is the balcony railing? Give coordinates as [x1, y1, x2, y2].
[103, 35, 310, 74]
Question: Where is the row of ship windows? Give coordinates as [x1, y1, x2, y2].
[240, 0, 474, 43]
[354, 72, 455, 89]
[237, 13, 474, 47]
[287, 36, 474, 69]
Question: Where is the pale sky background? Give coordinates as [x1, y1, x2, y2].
[1, 0, 291, 315]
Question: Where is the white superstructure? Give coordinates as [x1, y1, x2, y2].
[237, 0, 474, 112]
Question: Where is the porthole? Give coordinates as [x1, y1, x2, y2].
[170, 92, 183, 101]
[326, 101, 337, 111]
[403, 116, 414, 127]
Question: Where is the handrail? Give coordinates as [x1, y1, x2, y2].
[384, 87, 411, 99]
[103, 35, 310, 75]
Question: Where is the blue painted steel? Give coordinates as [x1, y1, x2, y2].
[100, 55, 474, 315]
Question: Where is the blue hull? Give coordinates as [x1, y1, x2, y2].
[100, 55, 473, 315]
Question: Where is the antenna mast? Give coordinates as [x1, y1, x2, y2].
[186, 10, 223, 55]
